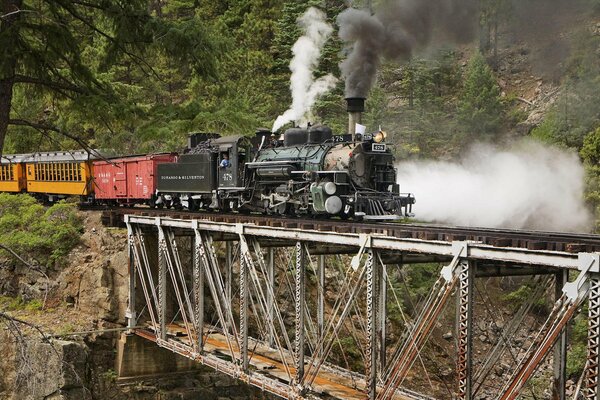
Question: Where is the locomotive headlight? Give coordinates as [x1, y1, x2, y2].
[374, 130, 387, 143]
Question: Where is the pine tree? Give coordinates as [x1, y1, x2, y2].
[458, 52, 503, 136]
[0, 0, 217, 155]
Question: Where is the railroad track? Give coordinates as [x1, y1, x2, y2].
[92, 205, 600, 253]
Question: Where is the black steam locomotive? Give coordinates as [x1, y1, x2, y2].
[155, 98, 415, 220]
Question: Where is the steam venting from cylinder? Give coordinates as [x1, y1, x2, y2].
[272, 7, 337, 132]
[346, 97, 365, 139]
[337, 0, 479, 98]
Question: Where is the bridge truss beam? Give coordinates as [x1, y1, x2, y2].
[123, 216, 600, 400]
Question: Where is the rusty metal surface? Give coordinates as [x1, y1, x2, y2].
[135, 327, 420, 400]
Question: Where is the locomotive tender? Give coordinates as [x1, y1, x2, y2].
[0, 98, 414, 219]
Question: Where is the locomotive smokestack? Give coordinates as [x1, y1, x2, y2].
[346, 97, 365, 140]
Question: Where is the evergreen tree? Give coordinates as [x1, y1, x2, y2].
[0, 0, 217, 155]
[531, 32, 600, 150]
[458, 52, 503, 136]
[581, 127, 600, 231]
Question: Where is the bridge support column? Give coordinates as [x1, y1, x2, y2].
[456, 260, 474, 400]
[317, 254, 325, 355]
[226, 241, 233, 305]
[267, 247, 275, 348]
[585, 274, 600, 399]
[553, 270, 568, 400]
[126, 221, 137, 330]
[366, 249, 379, 399]
[240, 239, 249, 372]
[193, 234, 204, 351]
[294, 241, 306, 390]
[157, 221, 167, 341]
[378, 260, 387, 375]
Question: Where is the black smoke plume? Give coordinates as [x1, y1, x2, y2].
[337, 0, 479, 98]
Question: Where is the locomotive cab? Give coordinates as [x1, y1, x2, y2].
[213, 135, 251, 189]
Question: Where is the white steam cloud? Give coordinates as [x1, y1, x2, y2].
[397, 141, 592, 232]
[272, 7, 338, 132]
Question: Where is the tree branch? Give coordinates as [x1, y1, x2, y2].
[14, 75, 87, 95]
[48, 0, 162, 81]
[8, 119, 110, 163]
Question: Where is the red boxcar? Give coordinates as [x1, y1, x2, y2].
[93, 154, 177, 204]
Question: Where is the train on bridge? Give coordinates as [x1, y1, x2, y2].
[0, 98, 414, 220]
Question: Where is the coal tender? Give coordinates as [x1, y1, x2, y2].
[156, 98, 415, 219]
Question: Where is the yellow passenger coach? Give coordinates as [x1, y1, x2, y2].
[24, 151, 95, 200]
[0, 155, 26, 192]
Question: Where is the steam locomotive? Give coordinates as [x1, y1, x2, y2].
[0, 98, 414, 220]
[154, 98, 415, 220]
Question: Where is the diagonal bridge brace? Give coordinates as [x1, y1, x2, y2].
[377, 242, 470, 400]
[498, 253, 600, 400]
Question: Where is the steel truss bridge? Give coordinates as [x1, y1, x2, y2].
[123, 214, 600, 399]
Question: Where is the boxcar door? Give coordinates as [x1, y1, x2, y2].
[114, 163, 127, 197]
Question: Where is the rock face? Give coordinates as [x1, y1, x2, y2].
[0, 336, 89, 400]
[0, 212, 271, 400]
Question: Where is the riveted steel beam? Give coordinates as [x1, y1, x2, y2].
[295, 241, 306, 391]
[156, 221, 167, 341]
[585, 274, 600, 399]
[553, 270, 568, 400]
[125, 221, 137, 330]
[456, 260, 474, 400]
[125, 217, 580, 269]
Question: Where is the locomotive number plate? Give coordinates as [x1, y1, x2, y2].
[372, 143, 387, 152]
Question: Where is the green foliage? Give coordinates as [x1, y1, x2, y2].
[100, 369, 118, 383]
[581, 128, 600, 230]
[567, 310, 588, 378]
[501, 283, 547, 314]
[402, 264, 440, 300]
[458, 52, 504, 136]
[0, 194, 83, 266]
[0, 295, 43, 311]
[581, 127, 600, 164]
[379, 51, 464, 158]
[502, 283, 530, 303]
[57, 322, 76, 336]
[331, 336, 363, 371]
[531, 32, 600, 150]
[3, 0, 220, 154]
